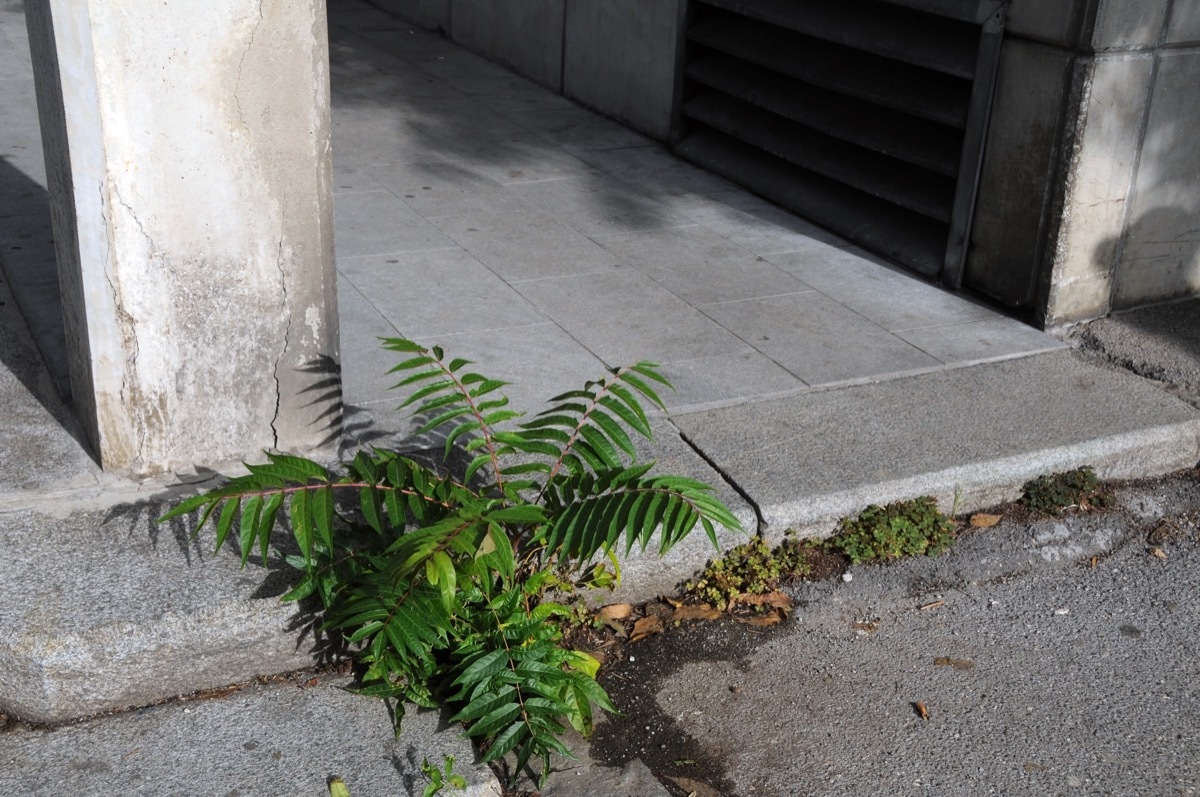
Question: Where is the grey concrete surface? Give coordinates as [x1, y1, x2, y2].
[0, 504, 319, 723]
[1068, 296, 1200, 405]
[1, 676, 501, 797]
[674, 350, 1200, 540]
[536, 469, 1200, 797]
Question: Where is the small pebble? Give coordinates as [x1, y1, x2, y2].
[842, 572, 854, 583]
[628, 656, 635, 662]
[1054, 608, 1070, 616]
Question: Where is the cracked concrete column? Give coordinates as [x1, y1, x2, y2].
[25, 0, 340, 477]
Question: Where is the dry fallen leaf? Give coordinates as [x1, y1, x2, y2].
[596, 603, 634, 632]
[737, 590, 793, 610]
[1150, 547, 1168, 560]
[933, 656, 975, 671]
[970, 513, 1003, 528]
[597, 603, 633, 621]
[736, 608, 785, 627]
[631, 615, 664, 641]
[912, 701, 929, 720]
[670, 603, 723, 622]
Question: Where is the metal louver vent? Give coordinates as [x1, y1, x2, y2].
[672, 0, 1005, 285]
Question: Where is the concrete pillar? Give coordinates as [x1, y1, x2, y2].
[25, 0, 340, 477]
[969, 0, 1200, 325]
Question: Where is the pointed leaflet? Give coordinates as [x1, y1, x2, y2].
[449, 684, 517, 724]
[617, 370, 667, 412]
[239, 495, 263, 566]
[426, 551, 457, 612]
[291, 488, 312, 561]
[312, 485, 335, 555]
[214, 497, 241, 555]
[259, 492, 284, 562]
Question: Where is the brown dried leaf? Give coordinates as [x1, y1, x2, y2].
[970, 513, 1003, 528]
[1150, 546, 1168, 560]
[736, 590, 793, 610]
[933, 656, 975, 671]
[670, 603, 723, 622]
[631, 615, 664, 642]
[596, 603, 633, 621]
[736, 609, 785, 627]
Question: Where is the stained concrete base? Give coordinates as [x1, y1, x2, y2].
[0, 504, 321, 724]
[0, 676, 501, 797]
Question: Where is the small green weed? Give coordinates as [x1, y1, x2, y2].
[1021, 466, 1109, 515]
[685, 534, 812, 610]
[421, 755, 467, 797]
[827, 497, 955, 564]
[159, 337, 742, 787]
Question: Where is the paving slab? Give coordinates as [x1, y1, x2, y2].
[0, 272, 98, 497]
[700, 291, 945, 386]
[1, 676, 500, 797]
[674, 350, 1200, 541]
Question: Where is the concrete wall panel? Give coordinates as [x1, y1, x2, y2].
[1043, 53, 1154, 323]
[366, 0, 450, 33]
[562, 0, 681, 141]
[1006, 0, 1084, 47]
[1114, 49, 1200, 308]
[451, 0, 563, 90]
[965, 40, 1074, 310]
[1166, 1, 1200, 44]
[1091, 0, 1170, 50]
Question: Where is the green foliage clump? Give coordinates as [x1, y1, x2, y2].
[827, 497, 955, 564]
[685, 534, 811, 610]
[160, 337, 741, 786]
[421, 755, 466, 797]
[1021, 466, 1109, 515]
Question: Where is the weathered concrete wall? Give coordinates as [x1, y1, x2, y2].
[26, 0, 340, 477]
[563, 0, 683, 140]
[367, 0, 450, 32]
[1112, 48, 1200, 309]
[969, 0, 1200, 325]
[965, 39, 1074, 310]
[367, 0, 683, 139]
[452, 0, 564, 90]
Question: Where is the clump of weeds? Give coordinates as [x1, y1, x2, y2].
[1021, 466, 1111, 515]
[825, 496, 956, 564]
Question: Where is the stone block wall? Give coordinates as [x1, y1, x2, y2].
[970, 0, 1200, 325]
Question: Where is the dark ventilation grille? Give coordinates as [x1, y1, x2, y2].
[672, 0, 1005, 285]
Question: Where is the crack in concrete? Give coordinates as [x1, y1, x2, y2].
[233, 0, 265, 133]
[671, 419, 765, 537]
[103, 182, 148, 464]
[270, 236, 288, 450]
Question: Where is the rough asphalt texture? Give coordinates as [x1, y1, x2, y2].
[577, 474, 1200, 797]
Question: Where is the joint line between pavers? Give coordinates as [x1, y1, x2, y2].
[670, 418, 765, 536]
